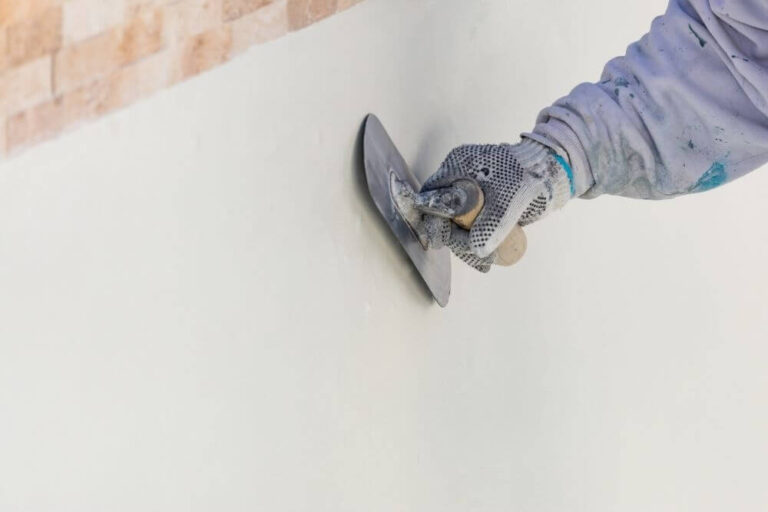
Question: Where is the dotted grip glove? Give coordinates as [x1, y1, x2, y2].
[420, 138, 574, 272]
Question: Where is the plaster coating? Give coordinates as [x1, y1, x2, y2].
[1, 0, 767, 510]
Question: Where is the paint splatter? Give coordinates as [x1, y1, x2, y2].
[614, 77, 630, 88]
[689, 24, 707, 48]
[691, 162, 726, 192]
[687, 140, 695, 149]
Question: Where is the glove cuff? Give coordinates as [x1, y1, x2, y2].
[526, 118, 595, 197]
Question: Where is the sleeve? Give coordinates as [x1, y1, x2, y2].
[528, 0, 768, 200]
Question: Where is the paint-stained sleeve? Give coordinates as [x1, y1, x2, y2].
[528, 0, 768, 199]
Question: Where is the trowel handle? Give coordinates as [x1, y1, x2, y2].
[452, 181, 527, 267]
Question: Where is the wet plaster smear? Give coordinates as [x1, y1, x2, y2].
[1, 0, 767, 510]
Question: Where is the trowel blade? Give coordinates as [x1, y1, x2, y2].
[362, 114, 451, 307]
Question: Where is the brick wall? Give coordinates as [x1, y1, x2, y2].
[0, 0, 363, 157]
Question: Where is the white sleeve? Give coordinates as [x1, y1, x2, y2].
[530, 0, 768, 199]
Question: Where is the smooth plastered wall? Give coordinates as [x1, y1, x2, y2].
[1, 0, 767, 510]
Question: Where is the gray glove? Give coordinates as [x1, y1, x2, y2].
[420, 138, 574, 272]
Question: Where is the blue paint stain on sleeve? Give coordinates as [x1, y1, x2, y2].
[691, 162, 727, 192]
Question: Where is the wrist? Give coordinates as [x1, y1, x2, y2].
[524, 119, 595, 197]
[514, 138, 572, 211]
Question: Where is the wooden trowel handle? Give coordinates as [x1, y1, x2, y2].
[452, 182, 527, 267]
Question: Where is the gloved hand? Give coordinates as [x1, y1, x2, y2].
[420, 138, 574, 272]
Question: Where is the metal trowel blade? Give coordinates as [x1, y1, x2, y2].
[362, 114, 451, 307]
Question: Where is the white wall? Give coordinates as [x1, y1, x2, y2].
[1, 0, 766, 510]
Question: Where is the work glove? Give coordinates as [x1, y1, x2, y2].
[420, 138, 574, 272]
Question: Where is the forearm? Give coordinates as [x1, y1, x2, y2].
[530, 0, 768, 199]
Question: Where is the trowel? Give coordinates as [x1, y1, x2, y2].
[362, 114, 526, 307]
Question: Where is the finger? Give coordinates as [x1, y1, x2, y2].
[421, 145, 495, 192]
[446, 225, 494, 273]
[469, 180, 546, 258]
[419, 214, 452, 250]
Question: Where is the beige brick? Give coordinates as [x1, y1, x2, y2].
[164, 0, 222, 42]
[229, 0, 286, 55]
[223, 0, 271, 22]
[103, 50, 171, 110]
[287, 0, 336, 31]
[0, 0, 60, 27]
[8, 49, 173, 152]
[336, 0, 362, 11]
[0, 55, 52, 115]
[124, 0, 175, 17]
[55, 31, 116, 93]
[120, 4, 164, 58]
[6, 6, 62, 67]
[55, 6, 163, 93]
[0, 28, 8, 72]
[175, 26, 231, 81]
[63, 0, 126, 43]
[7, 80, 109, 151]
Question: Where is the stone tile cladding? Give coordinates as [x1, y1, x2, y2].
[0, 0, 364, 155]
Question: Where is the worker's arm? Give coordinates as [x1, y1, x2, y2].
[531, 0, 768, 199]
[420, 0, 768, 271]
